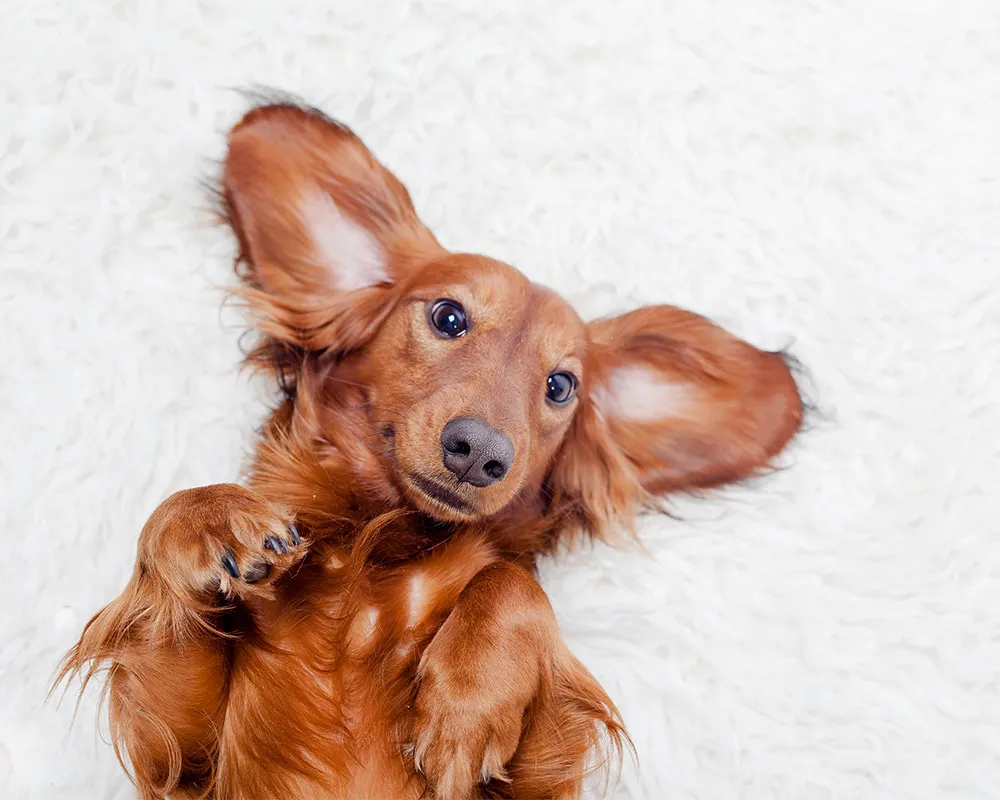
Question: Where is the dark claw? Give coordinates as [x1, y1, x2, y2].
[221, 551, 240, 579]
[264, 535, 287, 555]
[288, 522, 300, 546]
[243, 560, 271, 584]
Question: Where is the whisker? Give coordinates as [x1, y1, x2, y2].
[325, 375, 370, 391]
[375, 407, 422, 427]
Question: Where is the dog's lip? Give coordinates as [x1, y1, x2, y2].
[407, 473, 474, 514]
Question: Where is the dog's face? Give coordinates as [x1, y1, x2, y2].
[224, 103, 803, 531]
[358, 255, 587, 520]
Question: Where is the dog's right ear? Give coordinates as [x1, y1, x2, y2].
[222, 103, 445, 353]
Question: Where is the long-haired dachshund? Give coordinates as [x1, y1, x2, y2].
[58, 100, 804, 800]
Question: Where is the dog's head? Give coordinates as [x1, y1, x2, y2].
[223, 103, 803, 536]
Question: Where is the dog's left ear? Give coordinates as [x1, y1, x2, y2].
[550, 305, 803, 538]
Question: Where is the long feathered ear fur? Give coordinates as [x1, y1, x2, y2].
[221, 102, 446, 383]
[550, 305, 803, 540]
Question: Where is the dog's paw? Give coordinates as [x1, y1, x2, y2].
[144, 483, 306, 601]
[214, 511, 303, 597]
[409, 662, 523, 799]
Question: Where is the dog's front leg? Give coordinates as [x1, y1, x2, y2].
[409, 561, 561, 799]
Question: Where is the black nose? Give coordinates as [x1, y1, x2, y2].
[440, 417, 515, 488]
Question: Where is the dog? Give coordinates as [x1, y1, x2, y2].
[57, 100, 804, 800]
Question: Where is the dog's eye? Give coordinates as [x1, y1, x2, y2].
[546, 372, 577, 405]
[428, 299, 468, 338]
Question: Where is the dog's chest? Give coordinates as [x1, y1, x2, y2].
[241, 534, 503, 794]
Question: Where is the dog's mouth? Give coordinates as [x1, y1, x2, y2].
[406, 472, 474, 515]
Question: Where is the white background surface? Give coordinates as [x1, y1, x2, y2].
[2, 1, 999, 797]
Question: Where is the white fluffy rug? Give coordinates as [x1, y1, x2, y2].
[3, 1, 999, 798]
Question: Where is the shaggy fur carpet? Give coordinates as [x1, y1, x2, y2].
[2, 1, 999, 798]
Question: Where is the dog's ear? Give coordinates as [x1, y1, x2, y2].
[550, 305, 803, 539]
[222, 103, 444, 353]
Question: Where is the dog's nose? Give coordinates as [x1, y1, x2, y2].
[440, 417, 515, 487]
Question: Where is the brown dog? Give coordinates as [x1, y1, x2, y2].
[58, 101, 804, 800]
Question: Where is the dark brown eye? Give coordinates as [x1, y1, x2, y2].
[546, 372, 577, 405]
[428, 299, 468, 338]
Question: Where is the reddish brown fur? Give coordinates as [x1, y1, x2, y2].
[56, 101, 804, 799]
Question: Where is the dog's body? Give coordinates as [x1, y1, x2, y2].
[59, 101, 804, 800]
[87, 483, 612, 799]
